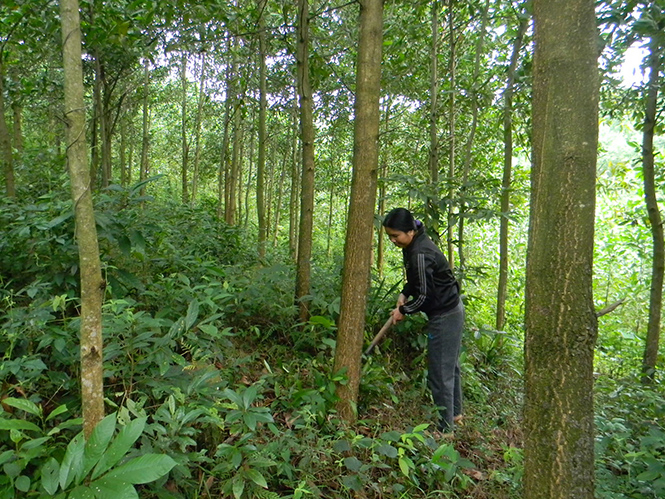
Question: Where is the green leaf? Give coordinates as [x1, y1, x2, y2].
[92, 417, 146, 480]
[15, 475, 30, 492]
[245, 468, 268, 488]
[89, 477, 138, 499]
[67, 485, 95, 499]
[0, 418, 42, 433]
[41, 457, 60, 495]
[232, 475, 245, 499]
[81, 413, 117, 480]
[412, 423, 429, 433]
[184, 300, 199, 330]
[0, 450, 14, 466]
[45, 404, 69, 422]
[376, 444, 398, 458]
[3, 397, 41, 417]
[102, 454, 176, 484]
[398, 456, 413, 477]
[21, 436, 50, 451]
[59, 432, 85, 489]
[343, 457, 362, 472]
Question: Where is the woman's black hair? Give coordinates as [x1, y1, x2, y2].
[382, 207, 418, 232]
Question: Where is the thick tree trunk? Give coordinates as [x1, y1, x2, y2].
[60, 0, 105, 438]
[0, 58, 15, 198]
[640, 36, 663, 382]
[524, 1, 599, 498]
[295, 0, 316, 322]
[496, 14, 528, 332]
[257, 0, 268, 258]
[333, 0, 383, 423]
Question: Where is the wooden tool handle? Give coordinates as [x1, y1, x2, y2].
[364, 316, 394, 355]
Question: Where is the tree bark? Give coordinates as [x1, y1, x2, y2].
[496, 13, 528, 332]
[333, 0, 383, 423]
[140, 59, 150, 196]
[60, 0, 105, 438]
[524, 1, 599, 498]
[192, 53, 207, 206]
[446, 0, 456, 267]
[180, 52, 189, 204]
[429, 0, 440, 184]
[457, 0, 490, 271]
[0, 58, 15, 198]
[295, 0, 316, 322]
[257, 0, 268, 258]
[640, 35, 663, 382]
[289, 93, 300, 261]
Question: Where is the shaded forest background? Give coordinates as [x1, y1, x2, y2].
[0, 0, 664, 498]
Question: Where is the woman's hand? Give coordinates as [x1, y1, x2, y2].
[391, 306, 405, 325]
[396, 293, 407, 308]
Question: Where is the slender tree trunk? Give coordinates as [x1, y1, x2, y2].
[60, 0, 105, 438]
[227, 96, 242, 225]
[295, 0, 316, 321]
[377, 99, 391, 277]
[0, 58, 15, 198]
[100, 83, 112, 187]
[12, 103, 23, 155]
[272, 146, 288, 247]
[127, 123, 133, 186]
[257, 0, 268, 258]
[524, 1, 599, 497]
[289, 96, 300, 260]
[326, 178, 334, 256]
[333, 0, 383, 423]
[496, 14, 528, 332]
[640, 36, 663, 382]
[219, 39, 233, 220]
[457, 0, 490, 271]
[181, 53, 189, 204]
[446, 0, 456, 267]
[429, 0, 440, 184]
[120, 119, 127, 186]
[140, 59, 150, 196]
[192, 53, 207, 206]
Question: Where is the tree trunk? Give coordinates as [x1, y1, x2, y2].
[524, 1, 599, 498]
[257, 0, 268, 258]
[60, 0, 105, 438]
[181, 53, 189, 204]
[192, 53, 207, 206]
[12, 103, 23, 155]
[120, 118, 127, 187]
[446, 0, 456, 267]
[219, 38, 233, 220]
[429, 0, 440, 184]
[333, 0, 383, 423]
[377, 99, 391, 277]
[496, 13, 528, 332]
[457, 0, 490, 271]
[140, 59, 150, 196]
[289, 93, 300, 261]
[640, 36, 663, 382]
[295, 0, 316, 322]
[0, 58, 15, 198]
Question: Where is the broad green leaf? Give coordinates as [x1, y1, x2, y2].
[45, 404, 69, 422]
[245, 468, 268, 488]
[242, 385, 258, 409]
[15, 475, 30, 492]
[20, 436, 50, 451]
[398, 456, 413, 477]
[90, 477, 138, 499]
[343, 457, 362, 472]
[184, 300, 199, 330]
[91, 417, 146, 480]
[376, 444, 398, 458]
[2, 397, 41, 417]
[59, 432, 85, 489]
[412, 423, 429, 433]
[0, 418, 42, 433]
[232, 475, 245, 499]
[41, 457, 60, 495]
[68, 485, 96, 499]
[0, 450, 14, 466]
[80, 413, 117, 480]
[102, 454, 176, 484]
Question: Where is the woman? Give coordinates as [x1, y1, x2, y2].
[383, 207, 464, 433]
